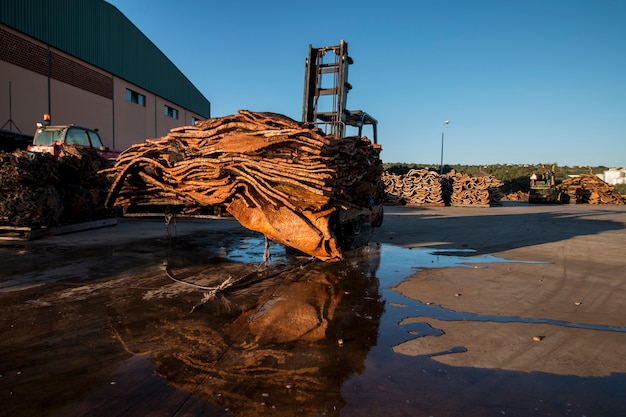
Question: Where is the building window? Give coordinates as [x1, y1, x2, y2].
[125, 88, 145, 106]
[191, 117, 202, 125]
[164, 105, 178, 119]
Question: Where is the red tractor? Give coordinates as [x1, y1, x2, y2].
[28, 114, 121, 160]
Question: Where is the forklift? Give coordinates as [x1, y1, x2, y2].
[301, 40, 383, 243]
[529, 163, 563, 204]
[302, 40, 379, 145]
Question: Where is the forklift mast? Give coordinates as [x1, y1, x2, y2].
[302, 40, 378, 144]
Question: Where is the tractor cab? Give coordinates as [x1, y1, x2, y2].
[28, 114, 120, 160]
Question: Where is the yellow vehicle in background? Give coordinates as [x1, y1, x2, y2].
[529, 164, 563, 204]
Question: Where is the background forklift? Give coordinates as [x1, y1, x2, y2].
[301, 40, 383, 241]
[529, 163, 564, 204]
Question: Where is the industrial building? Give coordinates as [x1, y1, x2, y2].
[0, 0, 210, 152]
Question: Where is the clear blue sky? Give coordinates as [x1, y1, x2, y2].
[107, 0, 625, 168]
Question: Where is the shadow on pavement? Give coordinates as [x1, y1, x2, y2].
[378, 204, 625, 254]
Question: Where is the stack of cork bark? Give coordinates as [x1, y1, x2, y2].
[381, 169, 444, 205]
[0, 145, 113, 227]
[559, 174, 625, 205]
[503, 191, 529, 202]
[448, 171, 504, 207]
[382, 169, 503, 207]
[104, 110, 383, 262]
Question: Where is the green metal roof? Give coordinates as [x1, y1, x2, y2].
[0, 0, 210, 118]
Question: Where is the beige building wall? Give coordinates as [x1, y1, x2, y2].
[112, 79, 155, 150]
[47, 49, 114, 147]
[0, 59, 48, 136]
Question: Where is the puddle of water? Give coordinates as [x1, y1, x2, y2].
[222, 235, 287, 263]
[377, 244, 546, 283]
[47, 355, 230, 417]
[148, 239, 626, 416]
[374, 243, 626, 334]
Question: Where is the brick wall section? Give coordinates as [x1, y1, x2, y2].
[0, 27, 113, 99]
[49, 50, 112, 99]
[0, 27, 48, 75]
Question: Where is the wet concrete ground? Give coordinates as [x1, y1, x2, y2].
[1, 203, 626, 416]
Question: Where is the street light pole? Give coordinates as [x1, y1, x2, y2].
[440, 120, 450, 175]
